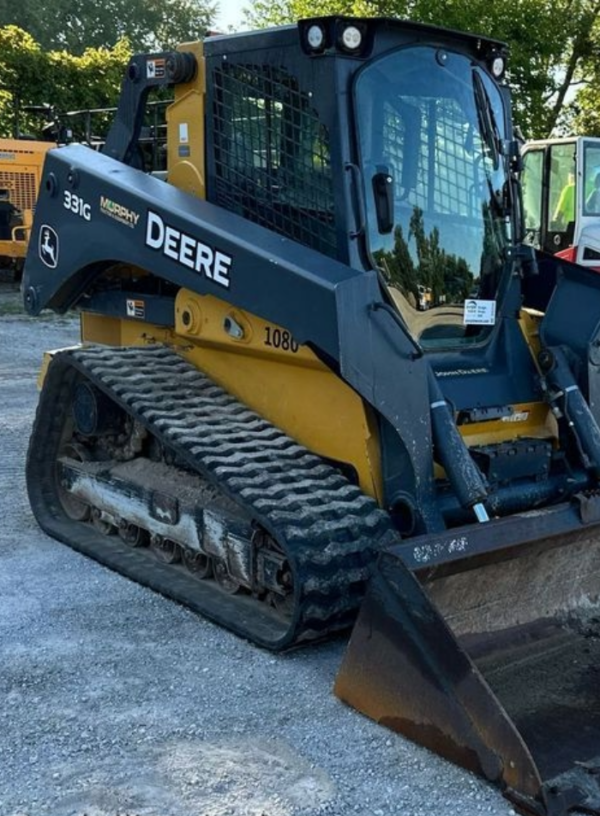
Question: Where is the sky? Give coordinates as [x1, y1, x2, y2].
[213, 0, 249, 31]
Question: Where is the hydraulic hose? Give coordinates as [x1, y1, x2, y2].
[428, 369, 489, 521]
[540, 345, 600, 478]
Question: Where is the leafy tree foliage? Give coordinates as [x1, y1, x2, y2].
[0, 26, 132, 138]
[572, 83, 600, 135]
[0, 0, 216, 54]
[570, 9, 600, 135]
[245, 0, 600, 138]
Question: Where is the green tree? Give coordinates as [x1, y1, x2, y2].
[0, 26, 47, 136]
[0, 26, 131, 138]
[0, 0, 216, 54]
[572, 84, 600, 134]
[45, 39, 133, 112]
[245, 0, 600, 139]
[569, 11, 600, 134]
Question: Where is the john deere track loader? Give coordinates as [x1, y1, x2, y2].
[22, 17, 600, 815]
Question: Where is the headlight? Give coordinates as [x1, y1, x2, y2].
[306, 24, 325, 51]
[340, 25, 362, 51]
[490, 55, 505, 79]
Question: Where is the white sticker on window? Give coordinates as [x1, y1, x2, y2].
[463, 299, 496, 325]
[179, 123, 189, 144]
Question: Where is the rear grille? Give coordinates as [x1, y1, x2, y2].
[0, 171, 38, 212]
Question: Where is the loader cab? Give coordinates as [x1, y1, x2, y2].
[203, 18, 516, 351]
[522, 136, 600, 269]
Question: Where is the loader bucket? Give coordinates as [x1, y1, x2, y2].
[335, 519, 600, 816]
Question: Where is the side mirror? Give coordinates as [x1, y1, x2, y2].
[372, 170, 394, 234]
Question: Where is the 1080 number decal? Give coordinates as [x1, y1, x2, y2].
[264, 326, 299, 353]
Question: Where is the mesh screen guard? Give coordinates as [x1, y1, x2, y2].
[211, 63, 337, 257]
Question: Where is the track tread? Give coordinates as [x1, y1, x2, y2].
[27, 344, 399, 649]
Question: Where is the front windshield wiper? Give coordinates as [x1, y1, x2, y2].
[472, 69, 513, 225]
[473, 70, 501, 172]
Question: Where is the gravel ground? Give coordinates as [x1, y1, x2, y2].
[0, 284, 518, 816]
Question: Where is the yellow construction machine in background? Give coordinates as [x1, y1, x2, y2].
[0, 138, 52, 281]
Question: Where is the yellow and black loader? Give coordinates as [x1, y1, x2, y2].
[21, 17, 600, 814]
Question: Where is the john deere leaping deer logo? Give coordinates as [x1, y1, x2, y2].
[39, 225, 59, 269]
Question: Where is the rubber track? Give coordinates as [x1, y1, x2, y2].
[27, 345, 399, 650]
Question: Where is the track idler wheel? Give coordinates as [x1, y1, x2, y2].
[181, 548, 213, 579]
[118, 521, 148, 548]
[150, 535, 181, 564]
[91, 507, 116, 536]
[213, 560, 240, 594]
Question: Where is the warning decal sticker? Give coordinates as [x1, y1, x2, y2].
[126, 299, 145, 319]
[146, 58, 166, 80]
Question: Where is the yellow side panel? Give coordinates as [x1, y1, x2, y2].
[166, 42, 206, 198]
[518, 307, 544, 363]
[81, 313, 174, 348]
[459, 403, 558, 447]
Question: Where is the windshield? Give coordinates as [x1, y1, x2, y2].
[355, 46, 510, 349]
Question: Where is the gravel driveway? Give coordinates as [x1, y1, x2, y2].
[0, 285, 517, 816]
